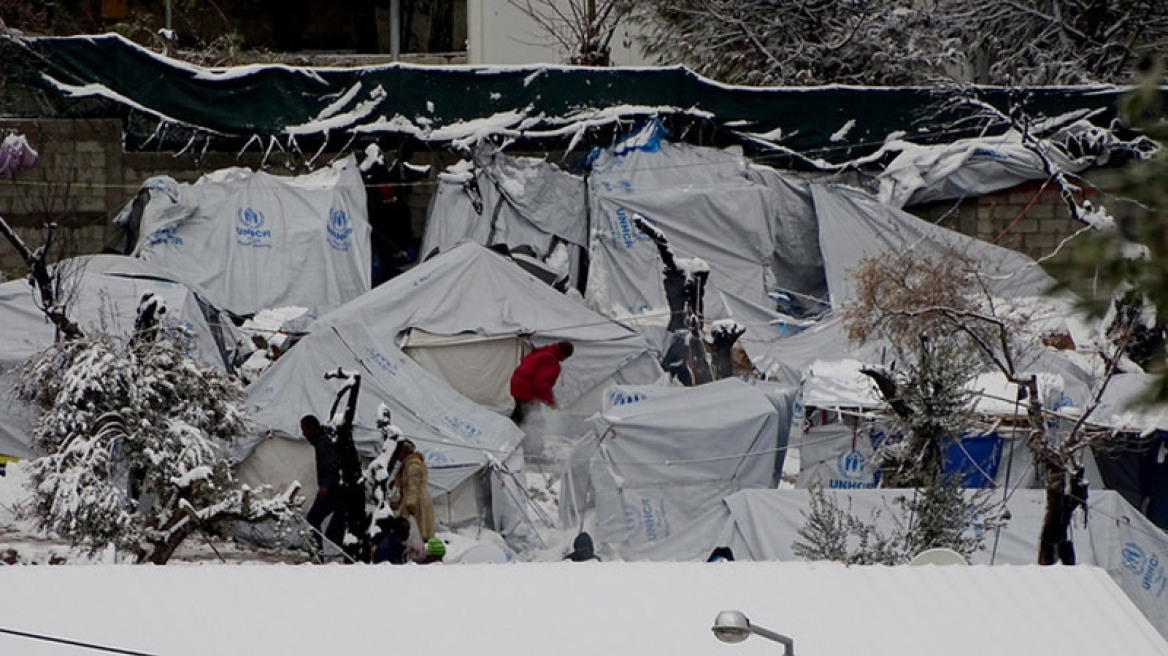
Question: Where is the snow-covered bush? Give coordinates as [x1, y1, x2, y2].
[15, 294, 298, 564]
[792, 485, 999, 565]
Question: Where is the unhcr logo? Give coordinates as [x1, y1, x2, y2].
[608, 389, 647, 406]
[146, 226, 183, 247]
[1124, 542, 1147, 575]
[235, 207, 272, 247]
[326, 207, 353, 251]
[838, 450, 866, 479]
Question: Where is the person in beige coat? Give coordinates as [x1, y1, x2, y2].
[390, 440, 435, 542]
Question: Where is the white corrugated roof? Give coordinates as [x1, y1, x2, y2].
[0, 561, 1162, 656]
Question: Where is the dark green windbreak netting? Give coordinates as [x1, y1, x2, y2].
[1, 33, 1126, 163]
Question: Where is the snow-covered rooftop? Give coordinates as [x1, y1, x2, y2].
[0, 561, 1161, 656]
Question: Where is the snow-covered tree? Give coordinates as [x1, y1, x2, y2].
[1051, 60, 1168, 401]
[625, 1, 1165, 86]
[15, 293, 298, 564]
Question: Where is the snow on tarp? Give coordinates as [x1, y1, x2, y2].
[560, 379, 793, 552]
[421, 143, 588, 281]
[1077, 373, 1168, 435]
[128, 155, 370, 317]
[311, 242, 662, 412]
[749, 315, 884, 387]
[878, 119, 1111, 208]
[622, 487, 1168, 639]
[813, 182, 1057, 308]
[10, 34, 1120, 165]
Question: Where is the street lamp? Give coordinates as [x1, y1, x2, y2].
[712, 610, 795, 656]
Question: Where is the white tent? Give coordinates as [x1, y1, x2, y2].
[623, 486, 1168, 639]
[311, 241, 663, 415]
[0, 255, 236, 458]
[127, 156, 370, 316]
[560, 378, 795, 552]
[241, 322, 530, 536]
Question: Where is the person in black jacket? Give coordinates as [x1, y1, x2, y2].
[301, 414, 344, 552]
[564, 531, 601, 562]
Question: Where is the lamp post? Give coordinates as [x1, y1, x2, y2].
[711, 610, 795, 656]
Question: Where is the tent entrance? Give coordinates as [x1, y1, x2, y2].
[401, 329, 530, 413]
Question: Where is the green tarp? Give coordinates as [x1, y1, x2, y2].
[1, 33, 1128, 163]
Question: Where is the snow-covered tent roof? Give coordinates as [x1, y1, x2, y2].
[560, 379, 795, 551]
[311, 242, 662, 411]
[0, 255, 237, 459]
[625, 487, 1168, 639]
[127, 156, 370, 317]
[1, 561, 1163, 656]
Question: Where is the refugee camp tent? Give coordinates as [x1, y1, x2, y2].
[812, 183, 1057, 308]
[585, 124, 788, 323]
[310, 242, 663, 416]
[123, 156, 370, 317]
[240, 322, 535, 542]
[0, 254, 237, 458]
[622, 486, 1168, 639]
[559, 378, 795, 552]
[421, 143, 587, 286]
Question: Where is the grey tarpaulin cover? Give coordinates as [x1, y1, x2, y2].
[622, 487, 1168, 638]
[560, 378, 794, 551]
[878, 122, 1104, 208]
[0, 255, 236, 458]
[128, 156, 370, 316]
[311, 242, 662, 413]
[421, 143, 587, 284]
[585, 125, 783, 322]
[813, 182, 1057, 308]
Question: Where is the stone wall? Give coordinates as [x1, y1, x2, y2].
[0, 118, 124, 279]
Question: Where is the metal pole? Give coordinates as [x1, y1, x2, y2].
[389, 0, 401, 61]
[751, 625, 795, 656]
[165, 0, 172, 30]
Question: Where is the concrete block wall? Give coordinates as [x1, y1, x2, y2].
[0, 119, 125, 279]
[911, 180, 1087, 260]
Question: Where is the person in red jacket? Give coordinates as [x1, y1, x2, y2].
[510, 340, 574, 423]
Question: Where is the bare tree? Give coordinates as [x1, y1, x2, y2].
[844, 247, 1135, 564]
[626, 0, 1166, 86]
[507, 0, 633, 65]
[0, 217, 81, 340]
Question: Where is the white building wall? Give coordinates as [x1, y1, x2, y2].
[467, 0, 652, 66]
